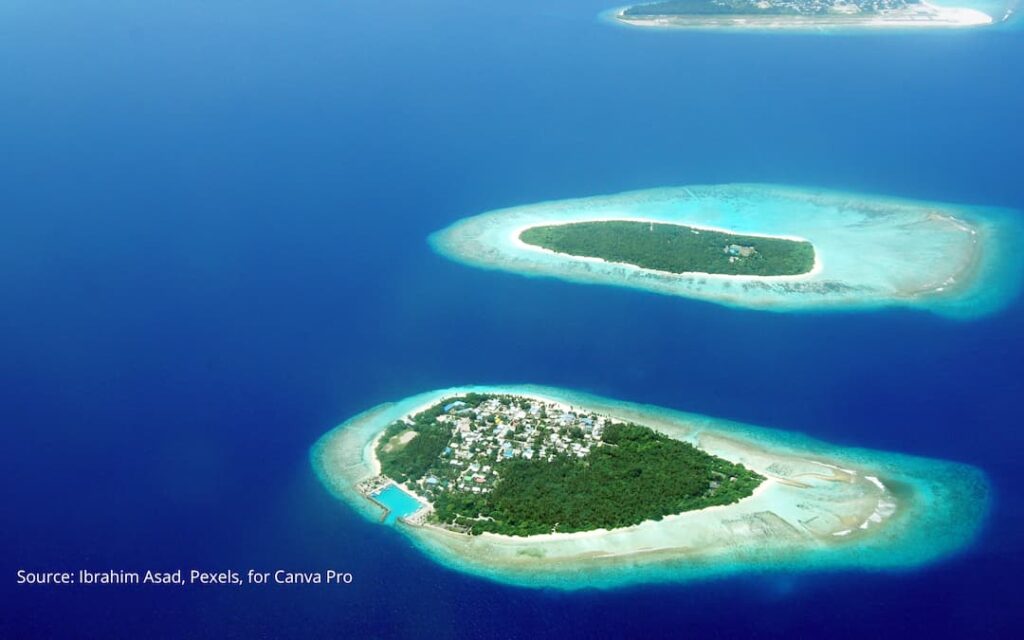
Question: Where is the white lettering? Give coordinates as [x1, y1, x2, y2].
[274, 570, 322, 584]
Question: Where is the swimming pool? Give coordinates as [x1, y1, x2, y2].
[371, 484, 424, 524]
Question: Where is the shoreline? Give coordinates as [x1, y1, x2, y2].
[608, 2, 997, 31]
[366, 389, 777, 540]
[311, 385, 990, 589]
[470, 478, 780, 544]
[429, 184, 1024, 319]
[511, 217, 824, 282]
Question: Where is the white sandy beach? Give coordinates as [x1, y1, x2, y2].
[510, 217, 825, 283]
[612, 2, 995, 31]
[311, 386, 988, 587]
[430, 184, 1022, 319]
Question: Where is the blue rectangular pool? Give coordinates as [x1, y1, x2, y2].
[371, 484, 424, 524]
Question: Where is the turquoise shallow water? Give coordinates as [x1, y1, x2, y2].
[5, 1, 1024, 636]
[372, 485, 424, 524]
[431, 184, 1024, 318]
[603, 0, 1021, 32]
[312, 385, 990, 590]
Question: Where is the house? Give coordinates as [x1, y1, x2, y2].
[725, 244, 755, 258]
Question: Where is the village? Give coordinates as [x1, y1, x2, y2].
[408, 395, 609, 502]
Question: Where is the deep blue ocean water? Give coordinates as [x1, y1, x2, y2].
[3, 1, 1023, 637]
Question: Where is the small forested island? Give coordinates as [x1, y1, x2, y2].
[624, 0, 915, 14]
[520, 220, 815, 277]
[376, 393, 762, 536]
[430, 184, 1024, 319]
[612, 0, 1001, 29]
[311, 385, 990, 589]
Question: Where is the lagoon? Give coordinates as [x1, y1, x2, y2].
[431, 184, 1024, 319]
[371, 484, 424, 524]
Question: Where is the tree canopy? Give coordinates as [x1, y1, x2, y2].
[520, 220, 815, 276]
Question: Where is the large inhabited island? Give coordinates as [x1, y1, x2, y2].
[429, 184, 1024, 319]
[375, 393, 763, 536]
[609, 0, 1012, 30]
[311, 385, 989, 589]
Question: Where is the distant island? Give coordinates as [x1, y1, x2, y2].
[520, 220, 815, 277]
[312, 385, 990, 589]
[611, 0, 1004, 29]
[429, 184, 1024, 319]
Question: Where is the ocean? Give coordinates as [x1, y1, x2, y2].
[3, 0, 1023, 637]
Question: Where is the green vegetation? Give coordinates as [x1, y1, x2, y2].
[436, 423, 763, 536]
[519, 221, 814, 276]
[625, 0, 791, 16]
[375, 394, 764, 537]
[377, 394, 489, 483]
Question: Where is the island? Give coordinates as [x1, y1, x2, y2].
[311, 385, 989, 589]
[375, 393, 763, 536]
[520, 220, 815, 276]
[429, 184, 1024, 319]
[609, 0, 1013, 30]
